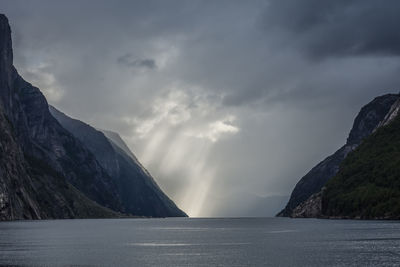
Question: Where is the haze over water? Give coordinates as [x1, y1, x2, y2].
[0, 218, 399, 266]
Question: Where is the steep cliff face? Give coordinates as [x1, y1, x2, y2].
[106, 133, 187, 217]
[14, 76, 122, 211]
[48, 106, 120, 178]
[0, 14, 124, 220]
[1, 16, 122, 212]
[295, 107, 400, 220]
[278, 94, 400, 217]
[0, 105, 40, 220]
[321, 112, 400, 219]
[0, 105, 118, 220]
[50, 106, 187, 217]
[0, 14, 187, 219]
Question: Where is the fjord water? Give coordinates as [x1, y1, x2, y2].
[0, 218, 399, 266]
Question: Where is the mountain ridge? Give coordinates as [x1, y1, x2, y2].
[278, 93, 400, 217]
[0, 14, 186, 220]
[49, 106, 187, 217]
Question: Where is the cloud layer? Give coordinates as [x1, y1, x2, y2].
[262, 0, 400, 59]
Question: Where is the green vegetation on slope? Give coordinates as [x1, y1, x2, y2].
[322, 115, 400, 219]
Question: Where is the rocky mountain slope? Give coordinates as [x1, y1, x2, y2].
[278, 94, 400, 217]
[0, 14, 185, 220]
[0, 14, 119, 219]
[322, 103, 400, 219]
[50, 106, 187, 217]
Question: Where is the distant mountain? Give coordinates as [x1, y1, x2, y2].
[50, 106, 187, 217]
[102, 130, 136, 159]
[0, 14, 185, 220]
[278, 94, 400, 217]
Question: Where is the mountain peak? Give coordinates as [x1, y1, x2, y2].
[346, 93, 400, 145]
[0, 14, 13, 68]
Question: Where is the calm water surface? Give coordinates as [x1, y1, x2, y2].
[0, 217, 399, 266]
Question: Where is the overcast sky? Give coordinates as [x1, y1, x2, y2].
[3, 0, 400, 217]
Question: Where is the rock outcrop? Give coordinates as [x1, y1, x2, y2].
[291, 190, 323, 218]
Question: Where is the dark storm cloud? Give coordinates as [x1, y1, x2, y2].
[262, 0, 400, 59]
[117, 54, 157, 69]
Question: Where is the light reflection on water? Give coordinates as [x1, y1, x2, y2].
[0, 217, 399, 266]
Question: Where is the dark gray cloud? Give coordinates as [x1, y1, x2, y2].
[117, 53, 157, 69]
[262, 0, 400, 59]
[2, 0, 400, 216]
